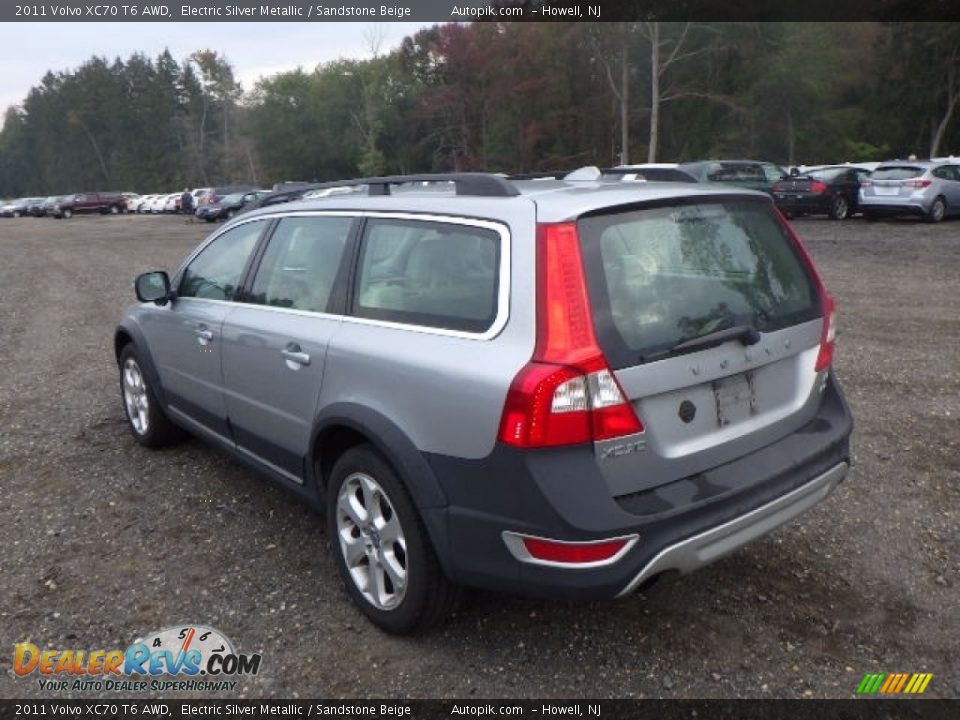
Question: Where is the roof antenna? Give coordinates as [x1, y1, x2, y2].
[564, 166, 602, 182]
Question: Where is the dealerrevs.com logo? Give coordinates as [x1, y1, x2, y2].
[14, 625, 261, 693]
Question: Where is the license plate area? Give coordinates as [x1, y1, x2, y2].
[874, 185, 899, 196]
[712, 372, 756, 426]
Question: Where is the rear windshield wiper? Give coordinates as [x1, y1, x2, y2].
[669, 324, 761, 355]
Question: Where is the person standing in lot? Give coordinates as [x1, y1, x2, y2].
[180, 188, 194, 218]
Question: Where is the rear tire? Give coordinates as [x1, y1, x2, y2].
[327, 444, 460, 634]
[62, 208, 72, 219]
[110, 205, 120, 215]
[118, 344, 183, 448]
[926, 196, 946, 223]
[829, 195, 850, 220]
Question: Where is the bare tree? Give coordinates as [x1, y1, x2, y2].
[640, 22, 728, 162]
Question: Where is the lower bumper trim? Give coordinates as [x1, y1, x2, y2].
[615, 461, 848, 597]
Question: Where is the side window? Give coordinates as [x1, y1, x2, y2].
[353, 219, 500, 333]
[179, 221, 264, 301]
[932, 166, 949, 180]
[762, 164, 785, 182]
[248, 216, 352, 312]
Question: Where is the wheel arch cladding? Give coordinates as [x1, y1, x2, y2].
[310, 404, 449, 510]
[114, 322, 166, 406]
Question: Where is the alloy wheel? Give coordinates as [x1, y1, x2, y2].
[122, 357, 150, 435]
[335, 472, 408, 611]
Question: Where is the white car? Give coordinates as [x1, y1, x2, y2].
[162, 193, 181, 213]
[147, 195, 168, 214]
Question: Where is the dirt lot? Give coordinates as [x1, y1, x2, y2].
[0, 212, 957, 700]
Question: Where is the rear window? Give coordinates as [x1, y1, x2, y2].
[808, 167, 846, 180]
[872, 166, 924, 180]
[579, 200, 819, 367]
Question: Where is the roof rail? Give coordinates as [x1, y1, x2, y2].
[306, 173, 520, 198]
[506, 171, 570, 180]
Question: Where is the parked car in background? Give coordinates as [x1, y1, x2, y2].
[773, 165, 872, 220]
[26, 197, 49, 217]
[1, 197, 44, 217]
[195, 189, 271, 221]
[162, 193, 182, 213]
[51, 191, 126, 218]
[859, 161, 960, 222]
[605, 164, 699, 182]
[117, 170, 851, 633]
[191, 188, 212, 207]
[679, 160, 787, 194]
[122, 193, 141, 213]
[197, 185, 256, 207]
[147, 195, 168, 214]
[39, 196, 65, 217]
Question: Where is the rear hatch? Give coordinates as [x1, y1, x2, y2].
[862, 165, 926, 199]
[577, 197, 828, 497]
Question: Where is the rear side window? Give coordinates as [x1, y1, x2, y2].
[248, 216, 352, 312]
[353, 218, 500, 333]
[579, 200, 818, 367]
[872, 166, 924, 180]
[706, 163, 764, 183]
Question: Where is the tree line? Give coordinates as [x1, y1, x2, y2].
[1, 22, 958, 196]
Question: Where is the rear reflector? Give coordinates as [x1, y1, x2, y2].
[512, 534, 636, 565]
[497, 222, 644, 448]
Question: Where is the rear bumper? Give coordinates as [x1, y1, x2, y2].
[615, 461, 846, 596]
[425, 373, 853, 599]
[773, 194, 831, 213]
[858, 196, 930, 215]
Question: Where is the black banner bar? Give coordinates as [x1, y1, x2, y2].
[1, 700, 959, 720]
[3, 0, 960, 23]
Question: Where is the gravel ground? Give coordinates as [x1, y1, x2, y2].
[0, 213, 957, 700]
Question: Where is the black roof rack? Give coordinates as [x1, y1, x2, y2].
[252, 173, 521, 210]
[506, 171, 571, 180]
[306, 173, 521, 198]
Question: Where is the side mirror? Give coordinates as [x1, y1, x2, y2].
[134, 271, 171, 304]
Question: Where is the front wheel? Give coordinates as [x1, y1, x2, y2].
[110, 205, 120, 215]
[327, 445, 460, 634]
[926, 196, 946, 223]
[118, 345, 183, 448]
[62, 208, 72, 219]
[829, 195, 850, 220]
[13, 211, 21, 218]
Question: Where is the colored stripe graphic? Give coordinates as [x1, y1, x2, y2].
[856, 672, 932, 694]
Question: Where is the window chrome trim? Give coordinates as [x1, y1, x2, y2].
[173, 210, 512, 341]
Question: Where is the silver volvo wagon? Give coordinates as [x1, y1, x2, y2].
[115, 171, 853, 633]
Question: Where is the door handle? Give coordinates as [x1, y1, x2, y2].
[282, 345, 311, 366]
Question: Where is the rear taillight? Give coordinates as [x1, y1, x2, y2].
[810, 180, 829, 194]
[815, 294, 836, 372]
[497, 222, 644, 448]
[776, 213, 836, 373]
[904, 179, 932, 189]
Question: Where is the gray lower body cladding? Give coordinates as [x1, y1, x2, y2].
[425, 373, 853, 599]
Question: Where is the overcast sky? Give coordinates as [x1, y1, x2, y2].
[0, 22, 431, 116]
